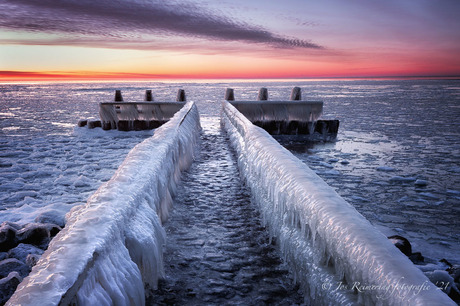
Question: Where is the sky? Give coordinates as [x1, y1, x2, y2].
[0, 0, 459, 80]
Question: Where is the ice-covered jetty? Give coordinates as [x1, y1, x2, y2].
[7, 102, 201, 305]
[221, 100, 455, 305]
[97, 89, 187, 131]
[226, 87, 339, 139]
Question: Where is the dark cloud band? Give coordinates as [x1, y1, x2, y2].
[0, 0, 323, 49]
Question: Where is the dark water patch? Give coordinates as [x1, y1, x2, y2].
[147, 130, 304, 305]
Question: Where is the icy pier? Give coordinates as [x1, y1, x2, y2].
[221, 101, 455, 305]
[227, 87, 339, 139]
[7, 102, 201, 305]
[148, 120, 304, 304]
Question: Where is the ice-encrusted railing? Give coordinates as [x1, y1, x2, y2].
[7, 102, 201, 305]
[221, 101, 454, 305]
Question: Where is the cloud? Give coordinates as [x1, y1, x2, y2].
[0, 0, 323, 50]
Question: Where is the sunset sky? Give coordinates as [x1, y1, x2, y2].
[1, 0, 459, 80]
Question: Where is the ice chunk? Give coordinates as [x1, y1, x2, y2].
[389, 176, 417, 183]
[376, 166, 396, 172]
[414, 179, 428, 187]
[419, 192, 439, 200]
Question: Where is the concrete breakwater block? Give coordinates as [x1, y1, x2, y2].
[226, 87, 339, 138]
[290, 86, 302, 101]
[176, 89, 186, 102]
[87, 120, 102, 129]
[145, 90, 153, 102]
[88, 89, 187, 131]
[257, 87, 269, 101]
[114, 90, 123, 102]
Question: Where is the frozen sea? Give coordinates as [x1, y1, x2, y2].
[0, 79, 459, 269]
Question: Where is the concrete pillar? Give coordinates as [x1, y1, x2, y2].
[290, 87, 302, 100]
[258, 88, 268, 101]
[176, 89, 186, 102]
[225, 88, 235, 101]
[145, 90, 153, 101]
[114, 90, 123, 102]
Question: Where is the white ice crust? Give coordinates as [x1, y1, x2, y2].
[7, 102, 201, 305]
[221, 101, 455, 305]
[229, 100, 323, 122]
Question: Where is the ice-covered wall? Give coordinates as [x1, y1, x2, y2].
[229, 101, 323, 123]
[221, 101, 455, 305]
[100, 102, 186, 129]
[7, 102, 201, 305]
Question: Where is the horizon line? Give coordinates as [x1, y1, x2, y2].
[0, 70, 459, 83]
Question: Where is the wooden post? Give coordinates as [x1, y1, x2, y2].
[114, 90, 123, 102]
[145, 90, 153, 101]
[176, 89, 186, 102]
[225, 88, 235, 101]
[258, 88, 268, 101]
[290, 87, 302, 100]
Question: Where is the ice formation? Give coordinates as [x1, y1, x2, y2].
[99, 102, 185, 129]
[229, 101, 323, 123]
[221, 101, 455, 305]
[7, 102, 201, 305]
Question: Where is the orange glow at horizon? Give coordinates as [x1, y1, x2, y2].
[1, 56, 459, 82]
[1, 1, 459, 82]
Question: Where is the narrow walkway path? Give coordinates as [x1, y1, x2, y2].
[148, 123, 304, 305]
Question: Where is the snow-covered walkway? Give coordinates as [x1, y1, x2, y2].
[148, 124, 304, 305]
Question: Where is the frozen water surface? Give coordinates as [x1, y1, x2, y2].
[1, 80, 459, 303]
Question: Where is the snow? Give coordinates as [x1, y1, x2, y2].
[221, 101, 455, 305]
[7, 102, 201, 305]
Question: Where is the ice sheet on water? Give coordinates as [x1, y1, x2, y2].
[7, 102, 201, 305]
[0, 127, 155, 226]
[376, 166, 396, 172]
[389, 176, 417, 183]
[418, 192, 439, 200]
[221, 101, 455, 305]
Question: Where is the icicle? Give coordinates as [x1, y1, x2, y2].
[221, 101, 453, 306]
